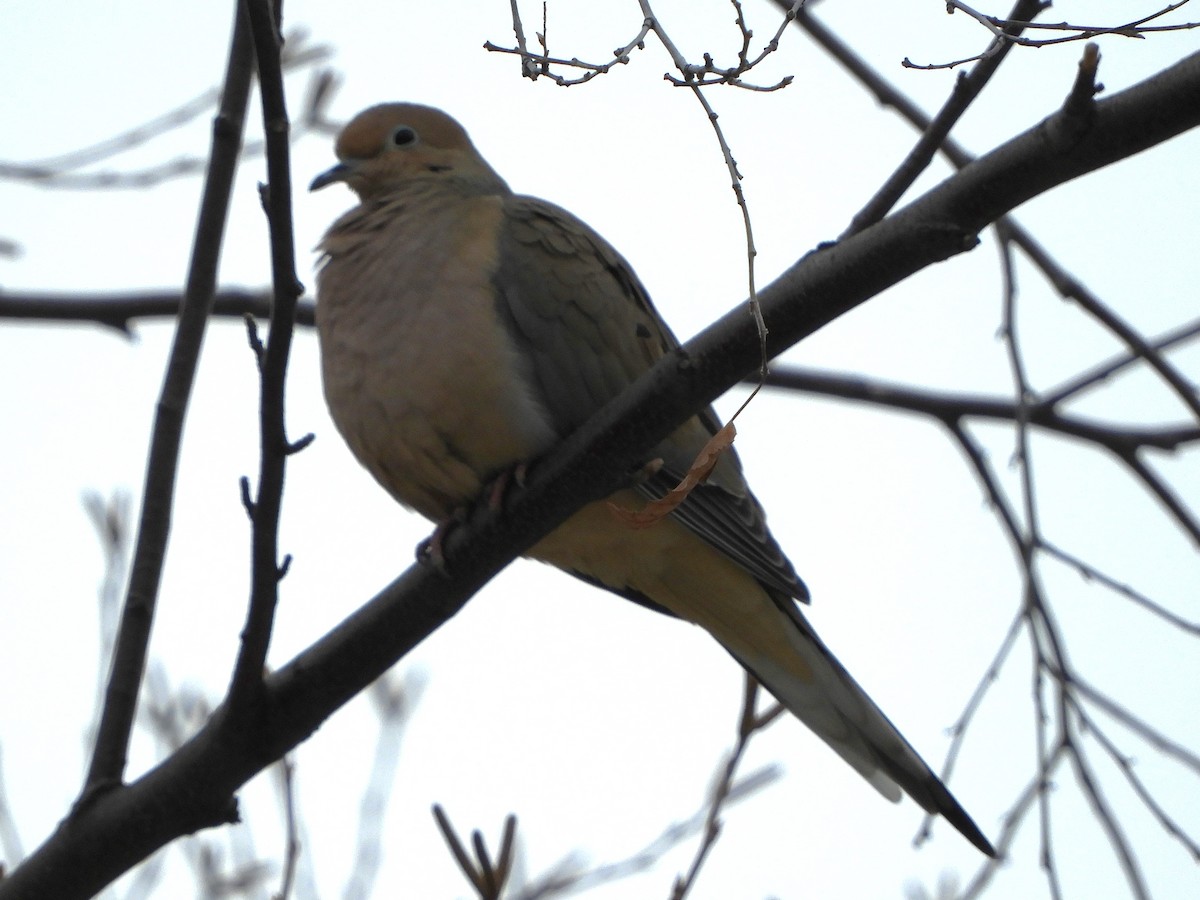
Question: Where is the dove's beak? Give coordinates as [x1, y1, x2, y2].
[310, 161, 354, 192]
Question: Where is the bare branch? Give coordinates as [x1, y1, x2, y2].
[1041, 540, 1199, 635]
[226, 0, 309, 716]
[906, 1, 1198, 68]
[511, 688, 780, 899]
[1042, 316, 1200, 406]
[433, 806, 517, 900]
[915, 611, 1024, 849]
[1000, 220, 1200, 425]
[1065, 728, 1151, 899]
[0, 288, 310, 334]
[0, 29, 335, 192]
[82, 0, 256, 798]
[670, 675, 782, 899]
[1069, 673, 1200, 776]
[761, 366, 1200, 452]
[485, 0, 803, 90]
[341, 673, 424, 900]
[1077, 703, 1200, 862]
[845, 0, 1049, 236]
[483, 13, 651, 86]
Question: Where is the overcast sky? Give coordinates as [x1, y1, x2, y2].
[2, 2, 1198, 898]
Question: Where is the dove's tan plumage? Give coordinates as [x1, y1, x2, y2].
[312, 102, 994, 856]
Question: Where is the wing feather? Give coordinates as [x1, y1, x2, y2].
[492, 196, 807, 602]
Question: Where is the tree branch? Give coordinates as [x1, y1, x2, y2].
[842, 0, 1049, 236]
[761, 366, 1200, 452]
[82, 1, 255, 798]
[0, 288, 306, 334]
[225, 0, 307, 717]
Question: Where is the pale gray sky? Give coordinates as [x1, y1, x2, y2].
[1, 2, 1197, 898]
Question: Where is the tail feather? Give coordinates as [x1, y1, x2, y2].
[532, 502, 995, 856]
[740, 593, 997, 858]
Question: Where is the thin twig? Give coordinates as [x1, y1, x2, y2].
[272, 757, 300, 900]
[761, 366, 1200, 451]
[1040, 540, 1200, 636]
[1068, 673, 1200, 775]
[0, 31, 334, 191]
[1111, 447, 1200, 548]
[1041, 317, 1200, 407]
[1003, 222, 1200, 424]
[844, 0, 1048, 236]
[999, 217, 1071, 900]
[960, 762, 1058, 899]
[626, 0, 779, 370]
[670, 675, 782, 899]
[512, 762, 779, 898]
[915, 609, 1024, 848]
[906, 1, 1197, 68]
[1064, 730, 1151, 899]
[226, 0, 309, 714]
[1076, 702, 1200, 862]
[432, 806, 517, 899]
[341, 673, 423, 900]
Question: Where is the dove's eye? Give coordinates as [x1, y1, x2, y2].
[387, 125, 419, 149]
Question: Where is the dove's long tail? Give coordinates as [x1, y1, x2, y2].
[531, 491, 996, 857]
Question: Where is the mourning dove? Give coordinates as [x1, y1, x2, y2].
[311, 102, 995, 857]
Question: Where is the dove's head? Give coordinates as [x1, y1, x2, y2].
[310, 103, 508, 200]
